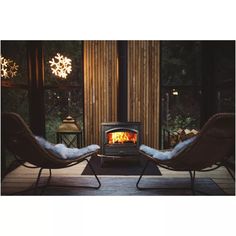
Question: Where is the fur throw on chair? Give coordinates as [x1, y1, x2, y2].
[139, 136, 197, 161]
[35, 136, 100, 160]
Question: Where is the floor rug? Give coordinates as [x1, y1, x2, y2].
[82, 155, 161, 176]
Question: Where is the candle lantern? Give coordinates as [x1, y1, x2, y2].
[56, 116, 82, 148]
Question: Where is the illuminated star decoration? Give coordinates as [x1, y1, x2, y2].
[0, 56, 19, 79]
[49, 53, 72, 79]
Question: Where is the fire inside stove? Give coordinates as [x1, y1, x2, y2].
[107, 131, 137, 144]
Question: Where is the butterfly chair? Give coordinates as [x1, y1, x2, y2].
[1, 112, 101, 195]
[137, 113, 235, 195]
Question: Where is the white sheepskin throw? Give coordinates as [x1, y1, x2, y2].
[139, 136, 197, 161]
[35, 136, 100, 160]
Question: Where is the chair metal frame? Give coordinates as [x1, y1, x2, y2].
[136, 156, 234, 195]
[136, 113, 235, 195]
[10, 153, 101, 195]
[1, 112, 101, 195]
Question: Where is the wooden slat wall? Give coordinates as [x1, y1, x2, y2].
[128, 41, 160, 149]
[84, 41, 160, 148]
[83, 41, 118, 146]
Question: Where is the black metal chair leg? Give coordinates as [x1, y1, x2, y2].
[137, 166, 204, 195]
[85, 159, 101, 189]
[40, 169, 52, 195]
[189, 171, 211, 195]
[33, 168, 44, 194]
[189, 171, 196, 195]
[6, 159, 101, 195]
[42, 160, 101, 192]
[6, 167, 44, 195]
[44, 159, 101, 191]
[136, 160, 150, 190]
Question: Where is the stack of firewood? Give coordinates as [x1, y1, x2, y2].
[170, 128, 199, 147]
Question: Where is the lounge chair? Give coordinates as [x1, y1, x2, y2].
[1, 112, 101, 195]
[137, 113, 235, 194]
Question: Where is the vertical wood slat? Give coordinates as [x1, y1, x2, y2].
[84, 40, 159, 148]
[83, 41, 118, 146]
[127, 41, 160, 149]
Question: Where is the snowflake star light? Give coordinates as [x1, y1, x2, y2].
[49, 53, 72, 79]
[0, 56, 19, 79]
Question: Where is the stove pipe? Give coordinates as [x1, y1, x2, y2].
[117, 41, 128, 122]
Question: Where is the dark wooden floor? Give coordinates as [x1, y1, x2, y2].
[1, 161, 234, 196]
[4, 177, 225, 196]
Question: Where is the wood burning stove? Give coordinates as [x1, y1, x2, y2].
[101, 122, 142, 157]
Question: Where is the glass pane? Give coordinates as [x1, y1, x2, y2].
[217, 88, 235, 113]
[1, 41, 28, 84]
[214, 42, 235, 113]
[161, 41, 202, 148]
[161, 88, 201, 130]
[161, 88, 201, 148]
[107, 131, 137, 144]
[43, 41, 83, 142]
[215, 41, 235, 85]
[43, 41, 83, 144]
[1, 41, 29, 173]
[43, 41, 83, 86]
[1, 88, 29, 171]
[44, 88, 83, 143]
[161, 41, 202, 86]
[1, 88, 29, 122]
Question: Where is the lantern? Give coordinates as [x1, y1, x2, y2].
[56, 116, 82, 148]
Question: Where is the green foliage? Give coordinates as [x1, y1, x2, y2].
[45, 116, 61, 143]
[2, 89, 29, 123]
[168, 115, 197, 133]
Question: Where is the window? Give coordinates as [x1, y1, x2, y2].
[1, 41, 29, 170]
[1, 41, 84, 173]
[1, 41, 29, 119]
[160, 41, 235, 148]
[214, 41, 235, 113]
[160, 41, 202, 148]
[43, 41, 83, 143]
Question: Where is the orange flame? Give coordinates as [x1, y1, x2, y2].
[107, 131, 137, 144]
